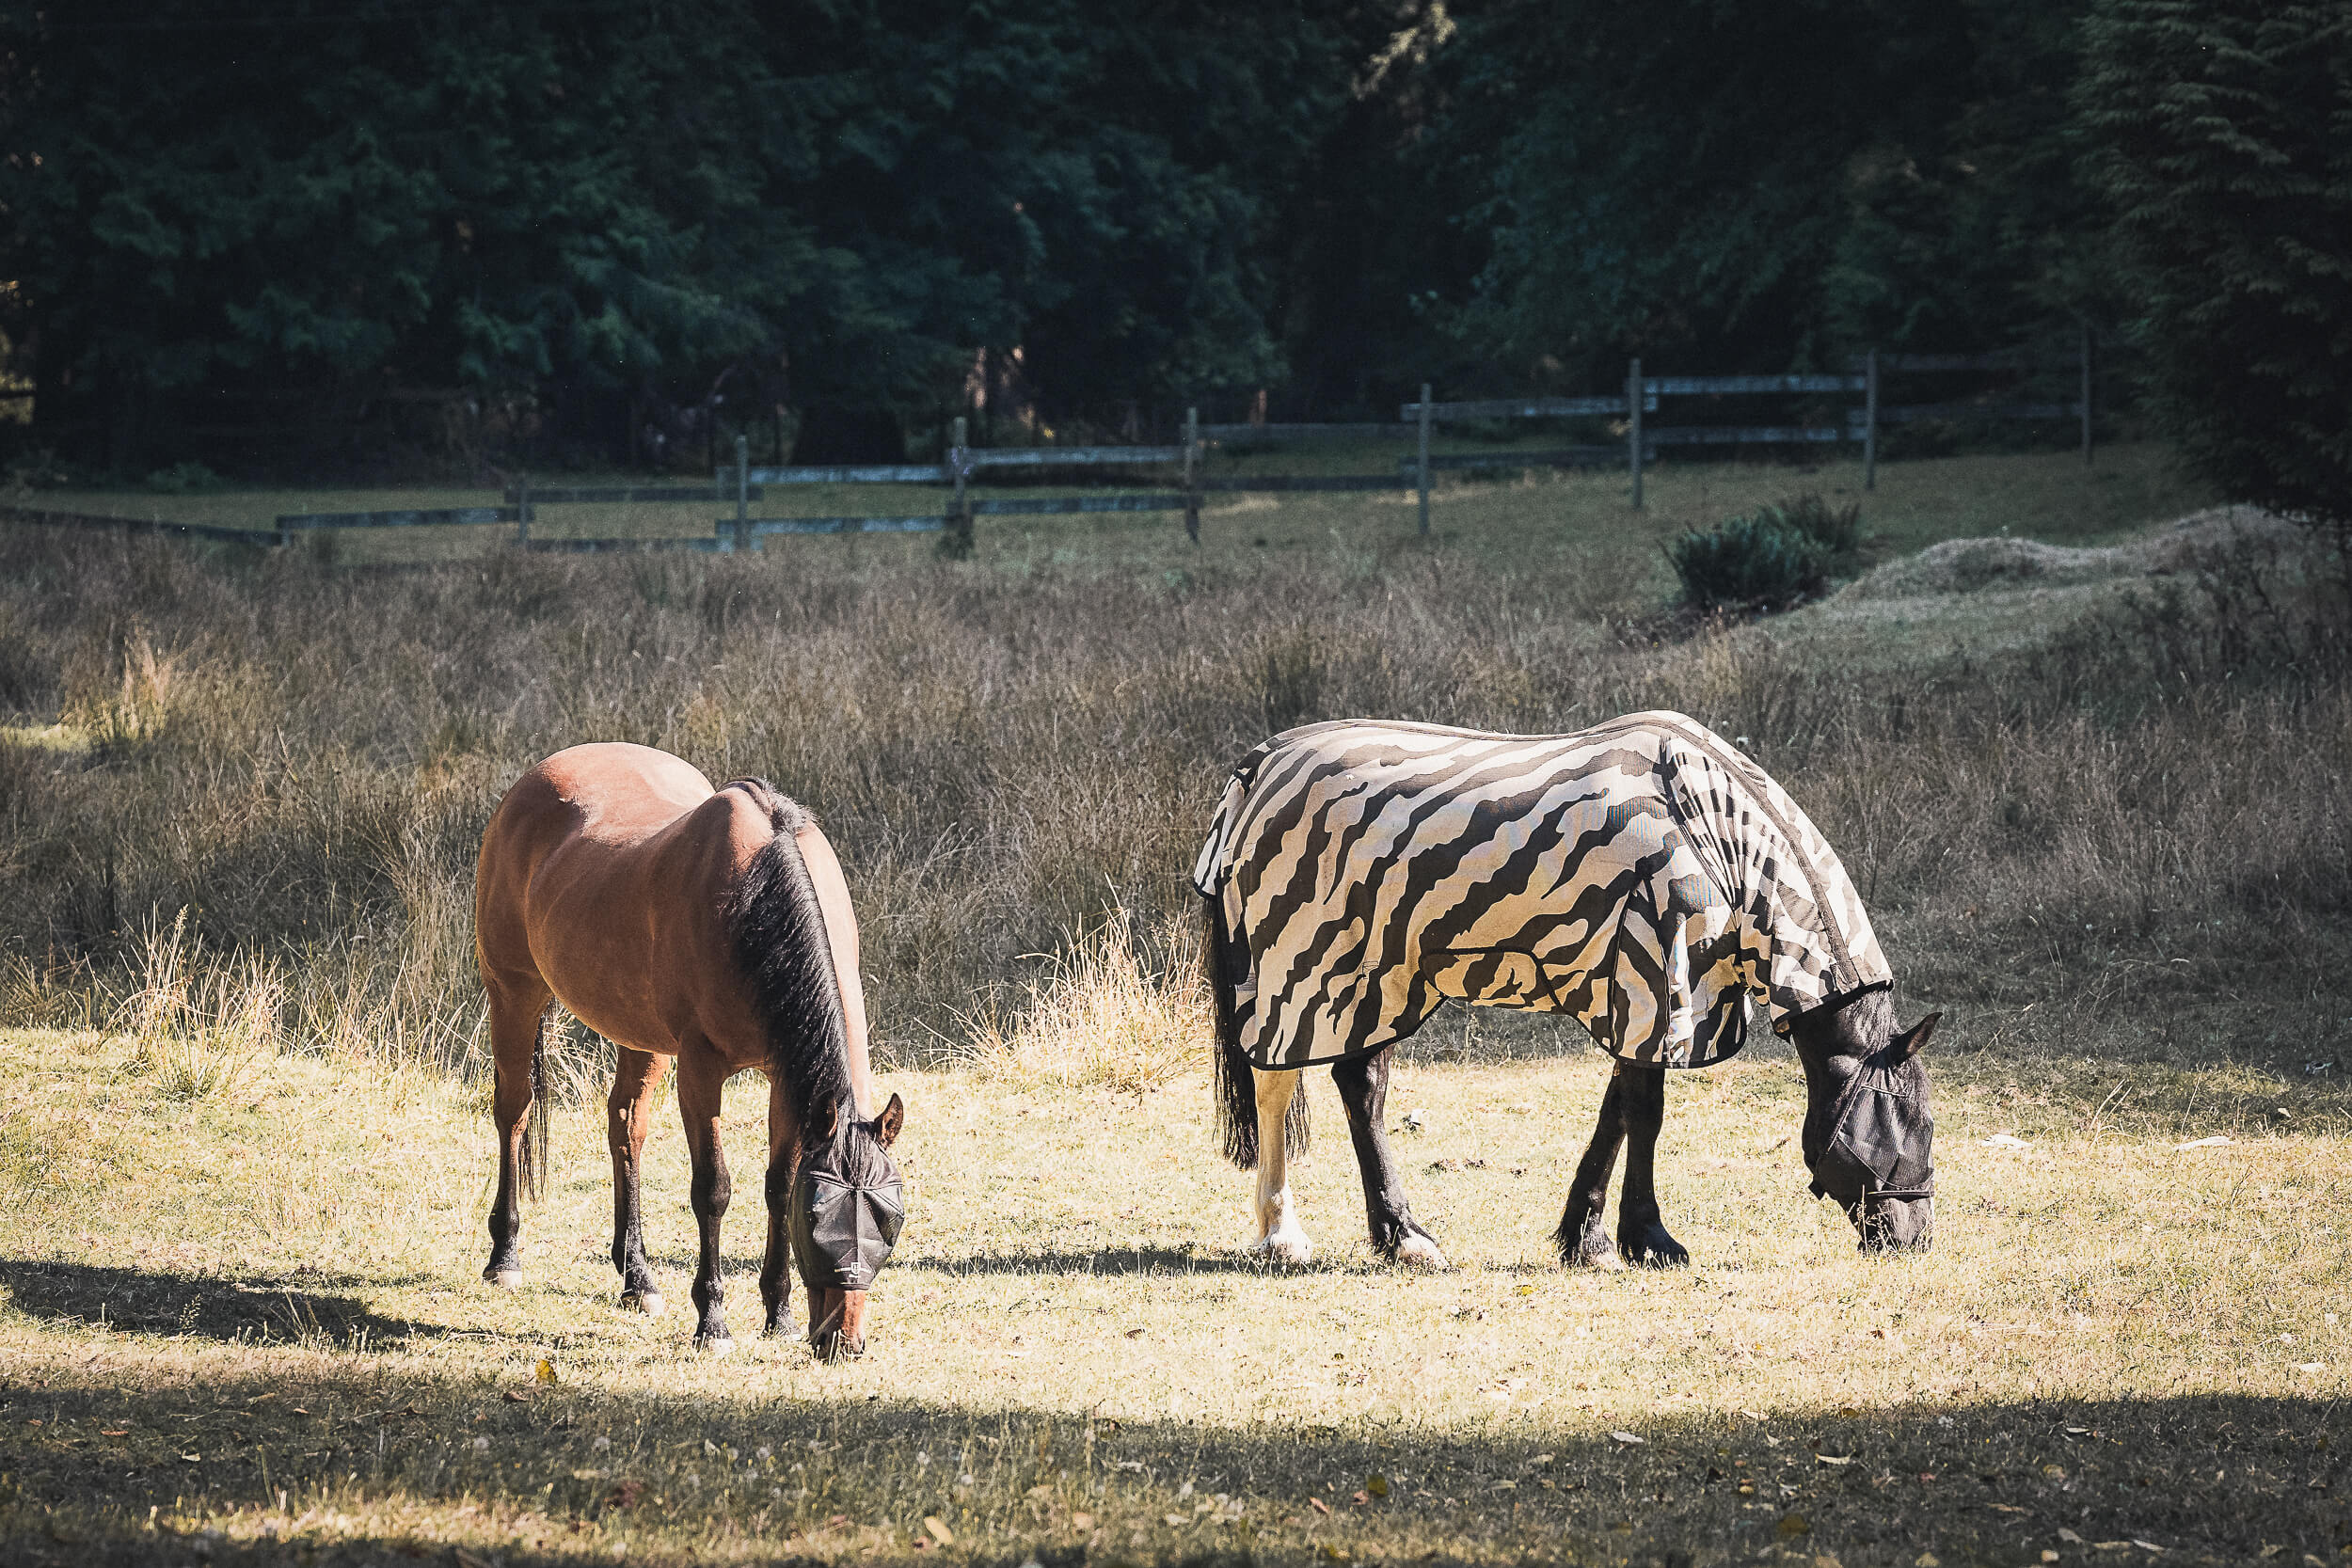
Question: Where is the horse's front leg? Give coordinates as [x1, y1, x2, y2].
[1248, 1068, 1313, 1265]
[1331, 1049, 1446, 1268]
[608, 1047, 671, 1315]
[1556, 1064, 1630, 1267]
[675, 1049, 735, 1353]
[1613, 1062, 1689, 1267]
[758, 1072, 801, 1337]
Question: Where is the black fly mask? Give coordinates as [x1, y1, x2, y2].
[788, 1102, 904, 1291]
[1806, 1042, 1935, 1247]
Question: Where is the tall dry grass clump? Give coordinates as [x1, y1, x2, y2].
[955, 909, 1209, 1093]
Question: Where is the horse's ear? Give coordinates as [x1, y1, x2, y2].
[1892, 1011, 1941, 1063]
[875, 1093, 904, 1149]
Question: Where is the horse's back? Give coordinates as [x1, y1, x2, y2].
[476, 743, 771, 1052]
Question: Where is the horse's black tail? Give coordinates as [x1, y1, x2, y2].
[1204, 888, 1306, 1169]
[523, 1001, 555, 1203]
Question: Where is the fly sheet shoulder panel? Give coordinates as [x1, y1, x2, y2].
[1191, 712, 1891, 1071]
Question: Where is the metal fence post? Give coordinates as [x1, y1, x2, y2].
[517, 472, 531, 545]
[1628, 358, 1644, 510]
[1865, 350, 1880, 492]
[1184, 405, 1200, 545]
[734, 435, 750, 553]
[2080, 323, 2093, 467]
[1417, 382, 1432, 535]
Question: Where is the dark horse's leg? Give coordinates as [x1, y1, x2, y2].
[608, 1046, 671, 1315]
[482, 982, 550, 1288]
[1331, 1049, 1447, 1268]
[758, 1072, 803, 1336]
[675, 1046, 735, 1352]
[1556, 1061, 1688, 1267]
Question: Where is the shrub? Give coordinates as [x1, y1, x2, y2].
[1667, 491, 1862, 610]
[1762, 492, 1862, 558]
[1668, 511, 1832, 611]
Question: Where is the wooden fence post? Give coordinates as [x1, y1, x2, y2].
[516, 472, 531, 545]
[1417, 383, 1432, 536]
[2080, 323, 2093, 467]
[734, 435, 750, 553]
[1864, 349, 1880, 492]
[1627, 358, 1644, 510]
[947, 416, 973, 558]
[1184, 405, 1200, 545]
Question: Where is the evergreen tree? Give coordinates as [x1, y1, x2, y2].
[2075, 0, 2352, 528]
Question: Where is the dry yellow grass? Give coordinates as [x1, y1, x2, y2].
[2, 1028, 2344, 1565]
[952, 912, 1210, 1095]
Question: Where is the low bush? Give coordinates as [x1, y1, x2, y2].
[1666, 492, 1861, 610]
[1666, 510, 1835, 610]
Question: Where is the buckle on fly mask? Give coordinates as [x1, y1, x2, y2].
[789, 1165, 904, 1291]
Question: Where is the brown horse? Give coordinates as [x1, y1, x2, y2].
[473, 742, 905, 1359]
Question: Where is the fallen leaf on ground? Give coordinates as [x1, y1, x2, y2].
[923, 1517, 954, 1545]
[501, 1389, 530, 1404]
[534, 1358, 558, 1385]
[2172, 1136, 2230, 1150]
[1610, 1431, 1645, 1446]
[1778, 1513, 1811, 1537]
[2060, 1529, 2086, 1544]
[1364, 1474, 1389, 1498]
[1309, 1497, 1331, 1515]
[1816, 1453, 1854, 1466]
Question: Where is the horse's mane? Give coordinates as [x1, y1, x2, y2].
[720, 779, 851, 1133]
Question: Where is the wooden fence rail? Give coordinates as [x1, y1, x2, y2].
[8, 337, 2100, 550]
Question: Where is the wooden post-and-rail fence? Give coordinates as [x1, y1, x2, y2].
[0, 339, 2099, 553]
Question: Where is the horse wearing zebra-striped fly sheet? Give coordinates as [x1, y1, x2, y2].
[1193, 712, 1938, 1268]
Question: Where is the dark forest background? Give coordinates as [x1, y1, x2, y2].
[1, 0, 2344, 512]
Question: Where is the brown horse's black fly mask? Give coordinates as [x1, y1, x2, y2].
[788, 1101, 905, 1294]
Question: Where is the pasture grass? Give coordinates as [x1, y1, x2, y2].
[1, 1029, 2345, 1566]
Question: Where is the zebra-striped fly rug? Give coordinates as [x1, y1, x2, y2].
[1192, 711, 1892, 1071]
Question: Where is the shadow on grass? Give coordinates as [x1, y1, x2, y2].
[1, 1349, 2343, 1567]
[0, 1258, 453, 1349]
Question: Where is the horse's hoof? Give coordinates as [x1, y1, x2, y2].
[1393, 1233, 1450, 1271]
[620, 1291, 665, 1317]
[1564, 1225, 1623, 1271]
[1619, 1222, 1691, 1269]
[694, 1332, 734, 1357]
[485, 1268, 523, 1291]
[1248, 1232, 1314, 1267]
[810, 1333, 866, 1364]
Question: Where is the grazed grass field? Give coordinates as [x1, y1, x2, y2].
[2, 1030, 2345, 1567]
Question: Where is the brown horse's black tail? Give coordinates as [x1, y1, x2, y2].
[1204, 888, 1306, 1170]
[523, 1002, 555, 1203]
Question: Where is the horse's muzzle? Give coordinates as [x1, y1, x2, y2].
[1856, 1196, 1933, 1253]
[808, 1287, 868, 1361]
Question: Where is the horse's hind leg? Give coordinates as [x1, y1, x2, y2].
[1613, 1063, 1689, 1268]
[1556, 1065, 1630, 1268]
[483, 982, 552, 1288]
[608, 1046, 671, 1315]
[1248, 1068, 1313, 1266]
[1331, 1049, 1446, 1268]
